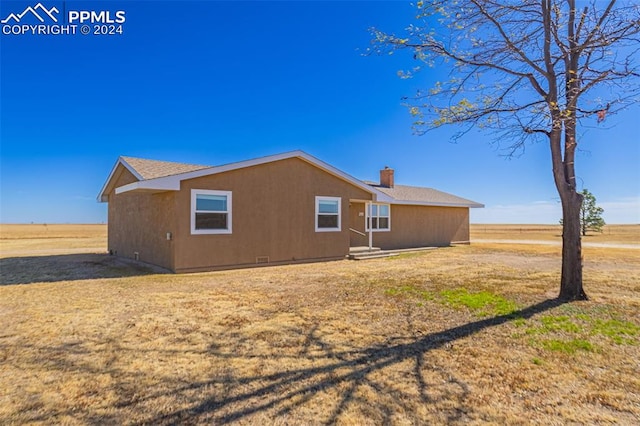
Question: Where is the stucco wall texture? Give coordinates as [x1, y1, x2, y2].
[348, 203, 470, 249]
[107, 158, 471, 272]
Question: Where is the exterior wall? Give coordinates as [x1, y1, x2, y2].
[348, 202, 369, 247]
[173, 158, 372, 272]
[349, 203, 470, 249]
[107, 165, 176, 270]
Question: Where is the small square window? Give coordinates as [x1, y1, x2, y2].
[315, 196, 341, 232]
[191, 190, 232, 234]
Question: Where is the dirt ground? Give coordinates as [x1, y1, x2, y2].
[0, 225, 639, 424]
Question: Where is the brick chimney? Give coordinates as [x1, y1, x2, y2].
[380, 166, 394, 188]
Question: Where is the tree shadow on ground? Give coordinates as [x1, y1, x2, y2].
[0, 254, 167, 285]
[1, 298, 568, 424]
[144, 298, 566, 424]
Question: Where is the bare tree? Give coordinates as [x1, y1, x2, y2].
[371, 0, 640, 300]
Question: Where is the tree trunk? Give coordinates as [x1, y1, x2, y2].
[559, 190, 588, 300]
[553, 0, 587, 301]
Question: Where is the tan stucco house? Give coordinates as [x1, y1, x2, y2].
[98, 151, 483, 272]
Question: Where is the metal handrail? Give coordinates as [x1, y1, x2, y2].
[349, 228, 366, 237]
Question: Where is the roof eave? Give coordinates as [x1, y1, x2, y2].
[111, 150, 387, 200]
[102, 151, 483, 208]
[295, 151, 388, 200]
[389, 200, 484, 208]
[115, 179, 181, 195]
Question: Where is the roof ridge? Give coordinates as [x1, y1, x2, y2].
[371, 183, 483, 207]
[368, 182, 437, 190]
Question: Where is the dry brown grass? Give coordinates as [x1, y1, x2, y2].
[1, 226, 639, 424]
[0, 224, 107, 256]
[0, 224, 106, 240]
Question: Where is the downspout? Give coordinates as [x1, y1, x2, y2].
[367, 201, 373, 250]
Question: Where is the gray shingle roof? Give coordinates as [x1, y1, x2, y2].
[121, 156, 209, 180]
[116, 155, 482, 207]
[369, 183, 483, 207]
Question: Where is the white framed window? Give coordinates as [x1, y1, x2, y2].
[191, 189, 232, 234]
[366, 203, 391, 232]
[315, 196, 341, 232]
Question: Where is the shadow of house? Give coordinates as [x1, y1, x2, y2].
[0, 253, 167, 285]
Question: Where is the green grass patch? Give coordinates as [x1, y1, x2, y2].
[591, 319, 639, 344]
[519, 312, 639, 352]
[531, 357, 544, 365]
[526, 315, 581, 335]
[438, 288, 518, 316]
[541, 338, 593, 354]
[512, 317, 527, 327]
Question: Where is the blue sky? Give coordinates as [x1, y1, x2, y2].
[1, 0, 638, 224]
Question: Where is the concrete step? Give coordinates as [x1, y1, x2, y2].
[349, 246, 381, 254]
[349, 252, 399, 260]
[347, 246, 438, 261]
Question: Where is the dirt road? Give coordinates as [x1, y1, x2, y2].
[473, 239, 639, 249]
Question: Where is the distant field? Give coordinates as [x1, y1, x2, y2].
[0, 225, 638, 424]
[1, 223, 637, 251]
[0, 224, 106, 239]
[471, 224, 640, 243]
[0, 224, 107, 256]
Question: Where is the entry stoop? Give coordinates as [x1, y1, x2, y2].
[348, 246, 398, 260]
[348, 246, 438, 260]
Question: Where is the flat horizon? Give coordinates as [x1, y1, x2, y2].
[1, 223, 638, 226]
